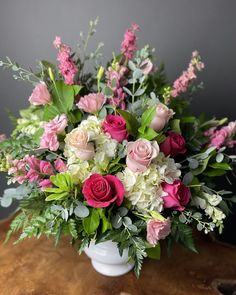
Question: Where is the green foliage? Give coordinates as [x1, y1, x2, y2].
[44, 173, 74, 201]
[146, 243, 161, 260]
[117, 109, 139, 137]
[43, 81, 82, 121]
[82, 208, 100, 235]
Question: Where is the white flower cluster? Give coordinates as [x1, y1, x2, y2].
[193, 192, 226, 227]
[64, 116, 118, 183]
[117, 154, 181, 212]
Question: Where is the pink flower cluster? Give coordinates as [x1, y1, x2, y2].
[171, 51, 205, 98]
[0, 134, 6, 141]
[105, 65, 128, 109]
[8, 156, 67, 189]
[121, 23, 140, 60]
[53, 36, 78, 85]
[40, 114, 68, 151]
[205, 121, 236, 149]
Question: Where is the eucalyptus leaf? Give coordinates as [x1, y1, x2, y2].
[74, 205, 89, 218]
[216, 153, 224, 163]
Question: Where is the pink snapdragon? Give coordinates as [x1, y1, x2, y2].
[105, 65, 128, 109]
[40, 114, 68, 151]
[171, 51, 204, 98]
[121, 23, 140, 60]
[54, 158, 67, 172]
[53, 36, 78, 85]
[205, 121, 236, 149]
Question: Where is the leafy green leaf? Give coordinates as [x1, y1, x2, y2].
[209, 162, 232, 171]
[146, 243, 161, 260]
[140, 106, 156, 128]
[138, 126, 158, 140]
[117, 109, 139, 136]
[83, 208, 100, 235]
[170, 119, 181, 134]
[192, 156, 211, 176]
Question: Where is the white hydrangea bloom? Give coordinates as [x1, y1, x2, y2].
[79, 116, 101, 140]
[117, 164, 168, 212]
[155, 152, 181, 184]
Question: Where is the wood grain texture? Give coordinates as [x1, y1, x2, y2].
[0, 218, 235, 295]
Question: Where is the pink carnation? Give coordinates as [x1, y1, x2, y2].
[121, 23, 140, 60]
[53, 36, 78, 85]
[40, 114, 68, 152]
[77, 93, 106, 114]
[147, 219, 171, 246]
[29, 82, 51, 106]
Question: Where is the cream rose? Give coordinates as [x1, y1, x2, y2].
[65, 129, 95, 161]
[126, 139, 159, 172]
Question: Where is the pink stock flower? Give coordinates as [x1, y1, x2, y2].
[39, 161, 54, 175]
[126, 139, 159, 172]
[147, 219, 171, 246]
[103, 115, 129, 143]
[29, 82, 51, 106]
[54, 158, 67, 172]
[82, 173, 124, 208]
[0, 134, 7, 141]
[53, 36, 78, 85]
[77, 93, 106, 114]
[171, 51, 204, 98]
[25, 155, 40, 170]
[39, 179, 52, 189]
[205, 121, 236, 149]
[27, 169, 40, 183]
[162, 180, 191, 211]
[121, 23, 140, 59]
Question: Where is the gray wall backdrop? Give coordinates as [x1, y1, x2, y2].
[0, 0, 236, 218]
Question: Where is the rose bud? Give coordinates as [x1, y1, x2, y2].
[160, 132, 186, 157]
[150, 103, 174, 132]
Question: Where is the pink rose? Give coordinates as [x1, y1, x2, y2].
[160, 132, 187, 157]
[126, 139, 159, 172]
[77, 93, 106, 114]
[162, 180, 191, 211]
[39, 161, 54, 175]
[140, 58, 154, 75]
[150, 103, 174, 132]
[39, 179, 52, 189]
[103, 115, 128, 143]
[82, 173, 124, 208]
[0, 134, 7, 141]
[54, 158, 67, 172]
[40, 132, 59, 151]
[29, 82, 51, 105]
[147, 219, 171, 246]
[65, 129, 95, 161]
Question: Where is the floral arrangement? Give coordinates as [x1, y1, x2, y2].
[0, 19, 236, 277]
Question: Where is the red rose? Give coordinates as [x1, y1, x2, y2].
[82, 173, 124, 208]
[103, 115, 128, 143]
[162, 180, 190, 211]
[160, 132, 186, 157]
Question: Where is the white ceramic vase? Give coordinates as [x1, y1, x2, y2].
[84, 241, 134, 277]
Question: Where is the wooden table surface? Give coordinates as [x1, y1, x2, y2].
[0, 217, 235, 295]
